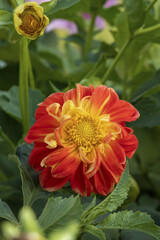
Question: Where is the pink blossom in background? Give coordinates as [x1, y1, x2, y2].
[83, 0, 119, 29]
[45, 19, 78, 34]
[104, 0, 119, 8]
[82, 13, 91, 21]
[82, 14, 106, 30]
[26, 0, 50, 3]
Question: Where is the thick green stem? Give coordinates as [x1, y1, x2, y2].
[19, 36, 30, 134]
[28, 52, 35, 89]
[101, 38, 132, 84]
[83, 12, 97, 60]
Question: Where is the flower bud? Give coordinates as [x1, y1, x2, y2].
[13, 2, 49, 40]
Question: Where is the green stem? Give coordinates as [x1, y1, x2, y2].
[10, 0, 17, 8]
[146, 0, 158, 12]
[101, 38, 132, 84]
[83, 12, 97, 60]
[28, 52, 35, 89]
[49, 81, 60, 92]
[135, 23, 160, 36]
[19, 36, 30, 134]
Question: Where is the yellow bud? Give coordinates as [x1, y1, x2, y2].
[13, 2, 49, 40]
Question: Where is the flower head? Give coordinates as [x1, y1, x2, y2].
[14, 2, 49, 40]
[25, 85, 139, 196]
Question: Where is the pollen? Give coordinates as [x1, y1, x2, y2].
[19, 7, 40, 35]
[65, 115, 103, 153]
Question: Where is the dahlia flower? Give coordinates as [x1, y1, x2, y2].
[14, 2, 49, 40]
[25, 85, 139, 196]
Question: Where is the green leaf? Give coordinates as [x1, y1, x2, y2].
[31, 52, 66, 84]
[0, 199, 19, 224]
[0, 10, 13, 29]
[0, 10, 12, 22]
[81, 196, 96, 221]
[41, 0, 57, 13]
[121, 230, 155, 240]
[114, 12, 130, 48]
[83, 225, 106, 240]
[86, 162, 130, 222]
[131, 93, 160, 128]
[123, 0, 145, 34]
[11, 143, 48, 206]
[130, 70, 160, 102]
[97, 210, 160, 240]
[48, 0, 80, 16]
[0, 86, 45, 125]
[38, 196, 82, 232]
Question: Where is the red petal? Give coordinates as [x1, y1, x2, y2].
[39, 167, 70, 192]
[35, 92, 64, 120]
[91, 161, 115, 196]
[70, 163, 93, 196]
[51, 150, 81, 178]
[100, 142, 126, 184]
[82, 147, 101, 178]
[108, 100, 140, 123]
[25, 115, 59, 144]
[117, 134, 138, 159]
[108, 140, 126, 164]
[42, 146, 75, 167]
[90, 86, 119, 115]
[29, 147, 53, 172]
[64, 84, 94, 107]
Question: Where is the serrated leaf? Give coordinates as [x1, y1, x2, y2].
[38, 196, 82, 232]
[97, 210, 160, 240]
[123, 0, 145, 34]
[87, 162, 130, 222]
[131, 93, 160, 128]
[130, 70, 160, 102]
[10, 143, 48, 206]
[83, 225, 106, 240]
[0, 199, 19, 224]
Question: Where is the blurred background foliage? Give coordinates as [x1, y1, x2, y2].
[0, 0, 160, 239]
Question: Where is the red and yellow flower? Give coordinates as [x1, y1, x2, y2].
[25, 84, 140, 196]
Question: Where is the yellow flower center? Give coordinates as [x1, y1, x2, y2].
[19, 6, 41, 34]
[64, 115, 103, 153]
